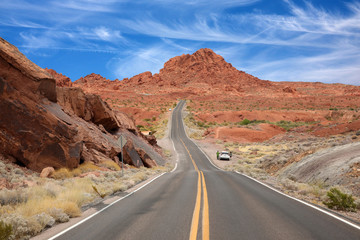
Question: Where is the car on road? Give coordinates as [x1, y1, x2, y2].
[219, 151, 231, 161]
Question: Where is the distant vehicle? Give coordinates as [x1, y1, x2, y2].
[219, 151, 231, 161]
[169, 108, 172, 111]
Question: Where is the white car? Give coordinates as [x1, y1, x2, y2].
[219, 151, 231, 161]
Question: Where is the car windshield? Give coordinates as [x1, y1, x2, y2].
[221, 151, 229, 155]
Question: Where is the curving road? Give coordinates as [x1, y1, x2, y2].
[51, 100, 360, 240]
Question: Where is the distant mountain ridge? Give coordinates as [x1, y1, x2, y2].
[72, 48, 273, 95]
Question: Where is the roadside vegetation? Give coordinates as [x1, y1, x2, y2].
[323, 188, 357, 212]
[0, 158, 167, 240]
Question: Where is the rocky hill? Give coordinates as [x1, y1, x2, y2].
[73, 48, 273, 96]
[0, 37, 163, 173]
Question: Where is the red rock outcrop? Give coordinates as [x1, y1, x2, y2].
[0, 37, 162, 172]
[57, 87, 120, 132]
[45, 68, 72, 87]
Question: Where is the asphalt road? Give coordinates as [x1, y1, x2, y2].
[52, 100, 360, 240]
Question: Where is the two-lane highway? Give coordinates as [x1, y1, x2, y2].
[51, 100, 360, 240]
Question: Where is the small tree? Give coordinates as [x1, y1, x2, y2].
[323, 188, 357, 212]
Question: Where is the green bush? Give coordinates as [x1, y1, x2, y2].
[0, 220, 12, 240]
[239, 119, 251, 125]
[323, 188, 357, 212]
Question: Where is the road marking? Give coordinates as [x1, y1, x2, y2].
[189, 171, 202, 240]
[48, 172, 166, 240]
[178, 101, 223, 172]
[191, 140, 223, 171]
[177, 101, 211, 239]
[201, 171, 210, 240]
[236, 171, 360, 231]
[180, 138, 198, 171]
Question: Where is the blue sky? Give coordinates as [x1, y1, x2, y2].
[1, 0, 359, 85]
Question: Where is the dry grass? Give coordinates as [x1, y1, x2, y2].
[0, 157, 167, 240]
[52, 162, 106, 179]
[99, 160, 121, 171]
[51, 168, 72, 180]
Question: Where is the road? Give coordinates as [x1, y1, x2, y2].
[52, 100, 360, 240]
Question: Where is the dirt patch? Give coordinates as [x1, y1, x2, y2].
[213, 124, 285, 143]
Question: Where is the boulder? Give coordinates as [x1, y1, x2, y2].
[122, 139, 144, 168]
[40, 167, 55, 178]
[137, 148, 157, 168]
[57, 87, 120, 132]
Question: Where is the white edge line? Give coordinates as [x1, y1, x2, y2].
[180, 101, 223, 171]
[48, 172, 166, 240]
[169, 102, 180, 173]
[235, 171, 360, 231]
[192, 140, 223, 171]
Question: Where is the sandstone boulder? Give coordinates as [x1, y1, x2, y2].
[40, 167, 55, 178]
[57, 87, 120, 131]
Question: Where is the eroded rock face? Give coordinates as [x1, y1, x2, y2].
[57, 87, 120, 132]
[0, 37, 162, 172]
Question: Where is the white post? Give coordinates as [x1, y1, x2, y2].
[121, 136, 124, 176]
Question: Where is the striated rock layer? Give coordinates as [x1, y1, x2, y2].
[0, 37, 162, 172]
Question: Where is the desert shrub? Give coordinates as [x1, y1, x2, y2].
[2, 213, 40, 240]
[0, 189, 28, 205]
[239, 119, 251, 125]
[47, 208, 69, 223]
[0, 220, 12, 240]
[51, 168, 72, 179]
[99, 160, 120, 171]
[323, 188, 357, 212]
[57, 201, 81, 217]
[80, 162, 101, 172]
[32, 213, 55, 228]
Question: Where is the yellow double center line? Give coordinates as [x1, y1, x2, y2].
[180, 139, 209, 240]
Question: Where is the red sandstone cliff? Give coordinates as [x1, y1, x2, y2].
[0, 37, 161, 172]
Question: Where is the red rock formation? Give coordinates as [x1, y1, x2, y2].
[283, 86, 296, 93]
[0, 37, 162, 172]
[45, 68, 72, 87]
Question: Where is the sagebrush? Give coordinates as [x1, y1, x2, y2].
[0, 220, 12, 240]
[323, 188, 357, 212]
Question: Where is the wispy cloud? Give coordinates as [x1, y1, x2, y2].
[0, 18, 49, 29]
[53, 0, 119, 12]
[107, 43, 197, 79]
[147, 0, 259, 8]
[1, 0, 359, 84]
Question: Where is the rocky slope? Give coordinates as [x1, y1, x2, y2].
[0, 37, 163, 173]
